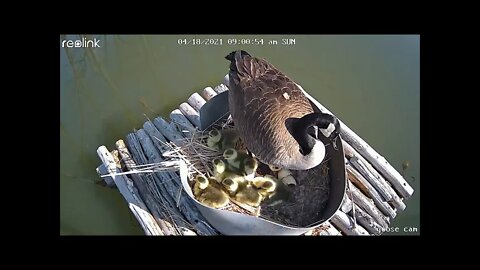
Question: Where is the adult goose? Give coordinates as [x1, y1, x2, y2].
[226, 50, 340, 170]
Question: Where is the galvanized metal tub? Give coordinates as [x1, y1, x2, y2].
[179, 90, 346, 235]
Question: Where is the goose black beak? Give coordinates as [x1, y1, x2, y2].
[330, 118, 341, 139]
[330, 129, 340, 140]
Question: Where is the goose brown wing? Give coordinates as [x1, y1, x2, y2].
[232, 56, 314, 162]
[235, 55, 312, 113]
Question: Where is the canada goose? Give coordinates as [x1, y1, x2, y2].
[193, 175, 230, 208]
[243, 157, 258, 180]
[260, 175, 293, 205]
[235, 184, 263, 207]
[212, 158, 226, 180]
[225, 50, 341, 170]
[207, 129, 222, 149]
[207, 128, 240, 151]
[222, 177, 239, 195]
[223, 148, 258, 179]
[212, 158, 247, 184]
[252, 177, 277, 193]
[223, 148, 239, 166]
[219, 129, 240, 150]
[219, 170, 246, 185]
[193, 175, 210, 197]
[257, 185, 275, 198]
[223, 148, 245, 170]
[252, 176, 277, 198]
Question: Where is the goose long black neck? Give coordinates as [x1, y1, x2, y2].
[291, 112, 338, 155]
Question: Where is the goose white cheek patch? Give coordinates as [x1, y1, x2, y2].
[320, 123, 335, 138]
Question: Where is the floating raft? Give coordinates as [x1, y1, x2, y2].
[95, 75, 414, 236]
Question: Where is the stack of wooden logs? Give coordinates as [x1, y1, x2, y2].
[96, 75, 414, 235]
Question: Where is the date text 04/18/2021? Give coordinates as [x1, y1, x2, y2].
[177, 38, 296, 46]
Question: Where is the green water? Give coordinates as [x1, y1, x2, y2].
[60, 35, 420, 235]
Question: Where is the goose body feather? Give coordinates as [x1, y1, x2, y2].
[226, 51, 325, 170]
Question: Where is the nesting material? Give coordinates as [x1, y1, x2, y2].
[169, 123, 331, 227]
[261, 164, 330, 227]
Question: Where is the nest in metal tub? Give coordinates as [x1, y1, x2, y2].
[259, 163, 330, 227]
[172, 119, 331, 228]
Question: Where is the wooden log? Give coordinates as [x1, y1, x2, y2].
[187, 93, 207, 111]
[343, 182, 390, 235]
[344, 141, 406, 211]
[146, 110, 224, 235]
[134, 129, 205, 233]
[347, 164, 397, 219]
[147, 107, 227, 235]
[96, 164, 115, 187]
[340, 193, 353, 213]
[349, 204, 384, 236]
[330, 210, 369, 236]
[116, 139, 186, 236]
[305, 221, 342, 236]
[111, 150, 122, 168]
[201, 86, 217, 100]
[96, 145, 160, 235]
[321, 221, 342, 236]
[349, 156, 393, 202]
[348, 181, 390, 228]
[343, 132, 413, 199]
[298, 84, 414, 199]
[349, 156, 406, 212]
[126, 133, 195, 235]
[128, 203, 165, 235]
[143, 119, 168, 145]
[179, 102, 201, 128]
[97, 146, 146, 209]
[140, 124, 193, 196]
[152, 117, 184, 145]
[143, 120, 174, 154]
[111, 149, 146, 201]
[169, 109, 195, 138]
[135, 129, 218, 235]
[222, 74, 229, 87]
[178, 98, 206, 130]
[342, 141, 356, 158]
[214, 83, 229, 94]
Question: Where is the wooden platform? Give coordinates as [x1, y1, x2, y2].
[95, 76, 414, 236]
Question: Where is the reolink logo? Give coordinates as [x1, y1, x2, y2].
[61, 37, 101, 48]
